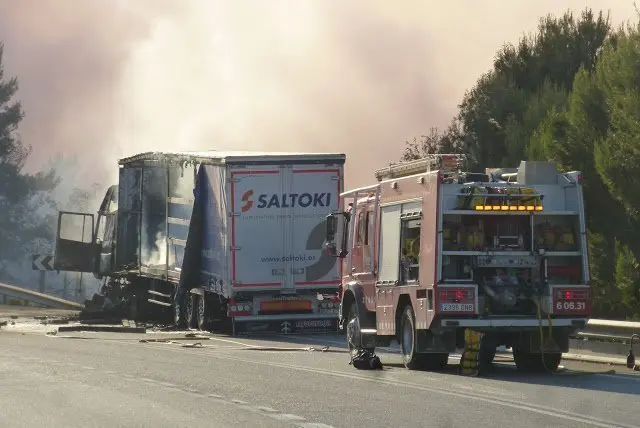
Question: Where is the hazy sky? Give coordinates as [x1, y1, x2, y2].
[0, 0, 636, 189]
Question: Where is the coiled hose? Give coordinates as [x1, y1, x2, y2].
[532, 296, 615, 376]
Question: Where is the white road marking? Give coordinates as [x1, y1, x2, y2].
[298, 424, 336, 428]
[143, 343, 632, 428]
[271, 414, 307, 421]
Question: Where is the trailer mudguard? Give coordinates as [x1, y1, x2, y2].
[176, 166, 205, 304]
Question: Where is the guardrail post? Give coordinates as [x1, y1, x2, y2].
[627, 334, 639, 369]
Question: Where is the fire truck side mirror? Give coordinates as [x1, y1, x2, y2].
[324, 213, 348, 258]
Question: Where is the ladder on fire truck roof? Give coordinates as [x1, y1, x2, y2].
[374, 154, 468, 182]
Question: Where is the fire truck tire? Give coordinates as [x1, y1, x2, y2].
[400, 305, 420, 369]
[346, 302, 374, 358]
[186, 294, 198, 329]
[400, 306, 449, 370]
[513, 347, 562, 372]
[478, 336, 497, 369]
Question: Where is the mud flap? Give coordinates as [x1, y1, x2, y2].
[459, 329, 484, 376]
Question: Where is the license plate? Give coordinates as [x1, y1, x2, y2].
[440, 303, 474, 312]
[555, 300, 587, 312]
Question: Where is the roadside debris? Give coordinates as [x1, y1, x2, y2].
[182, 342, 204, 348]
[139, 335, 210, 342]
[57, 325, 146, 333]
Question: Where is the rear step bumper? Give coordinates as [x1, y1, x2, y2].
[440, 318, 587, 329]
[233, 314, 338, 336]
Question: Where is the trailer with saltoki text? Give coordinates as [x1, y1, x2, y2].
[53, 150, 345, 335]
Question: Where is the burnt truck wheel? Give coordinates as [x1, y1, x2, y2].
[400, 305, 448, 370]
[513, 347, 562, 372]
[197, 294, 209, 331]
[173, 293, 187, 328]
[186, 294, 198, 329]
[346, 302, 373, 358]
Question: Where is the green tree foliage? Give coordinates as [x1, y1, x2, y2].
[0, 43, 58, 271]
[403, 9, 612, 166]
[403, 8, 640, 319]
[400, 120, 464, 161]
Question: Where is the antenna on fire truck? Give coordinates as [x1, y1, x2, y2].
[373, 154, 468, 182]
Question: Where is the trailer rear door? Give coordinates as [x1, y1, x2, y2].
[229, 163, 342, 292]
[288, 166, 342, 290]
[230, 166, 287, 291]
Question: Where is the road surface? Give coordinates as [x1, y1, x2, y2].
[0, 318, 638, 427]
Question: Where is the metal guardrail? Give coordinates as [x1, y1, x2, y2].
[0, 282, 84, 310]
[575, 318, 640, 344]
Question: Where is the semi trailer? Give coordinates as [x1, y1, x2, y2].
[324, 154, 591, 371]
[53, 150, 345, 335]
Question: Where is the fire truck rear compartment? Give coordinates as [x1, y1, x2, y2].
[441, 213, 583, 317]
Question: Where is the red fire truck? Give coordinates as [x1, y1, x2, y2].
[324, 154, 590, 372]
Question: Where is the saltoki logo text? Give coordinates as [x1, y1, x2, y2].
[240, 190, 331, 212]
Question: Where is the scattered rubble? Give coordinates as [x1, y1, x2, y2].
[57, 325, 146, 333]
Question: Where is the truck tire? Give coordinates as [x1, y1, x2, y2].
[186, 294, 198, 329]
[513, 347, 562, 372]
[400, 305, 448, 370]
[197, 295, 210, 331]
[173, 294, 187, 329]
[400, 305, 421, 369]
[346, 302, 374, 359]
[478, 335, 497, 372]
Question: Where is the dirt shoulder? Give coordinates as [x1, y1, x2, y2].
[0, 304, 80, 320]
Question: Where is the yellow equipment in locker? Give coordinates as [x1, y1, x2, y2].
[466, 220, 484, 250]
[469, 186, 488, 209]
[403, 237, 420, 260]
[456, 185, 488, 210]
[557, 226, 576, 251]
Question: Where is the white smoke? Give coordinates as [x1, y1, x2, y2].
[1, 0, 634, 189]
[0, 1, 636, 296]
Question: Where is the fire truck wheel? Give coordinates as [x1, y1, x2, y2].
[400, 305, 421, 369]
[401, 306, 449, 370]
[513, 347, 562, 372]
[185, 294, 198, 329]
[346, 302, 374, 358]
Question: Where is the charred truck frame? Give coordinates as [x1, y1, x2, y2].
[53, 151, 345, 335]
[324, 154, 590, 371]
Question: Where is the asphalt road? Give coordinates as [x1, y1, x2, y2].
[0, 319, 639, 428]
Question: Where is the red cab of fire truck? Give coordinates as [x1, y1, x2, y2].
[323, 154, 590, 372]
